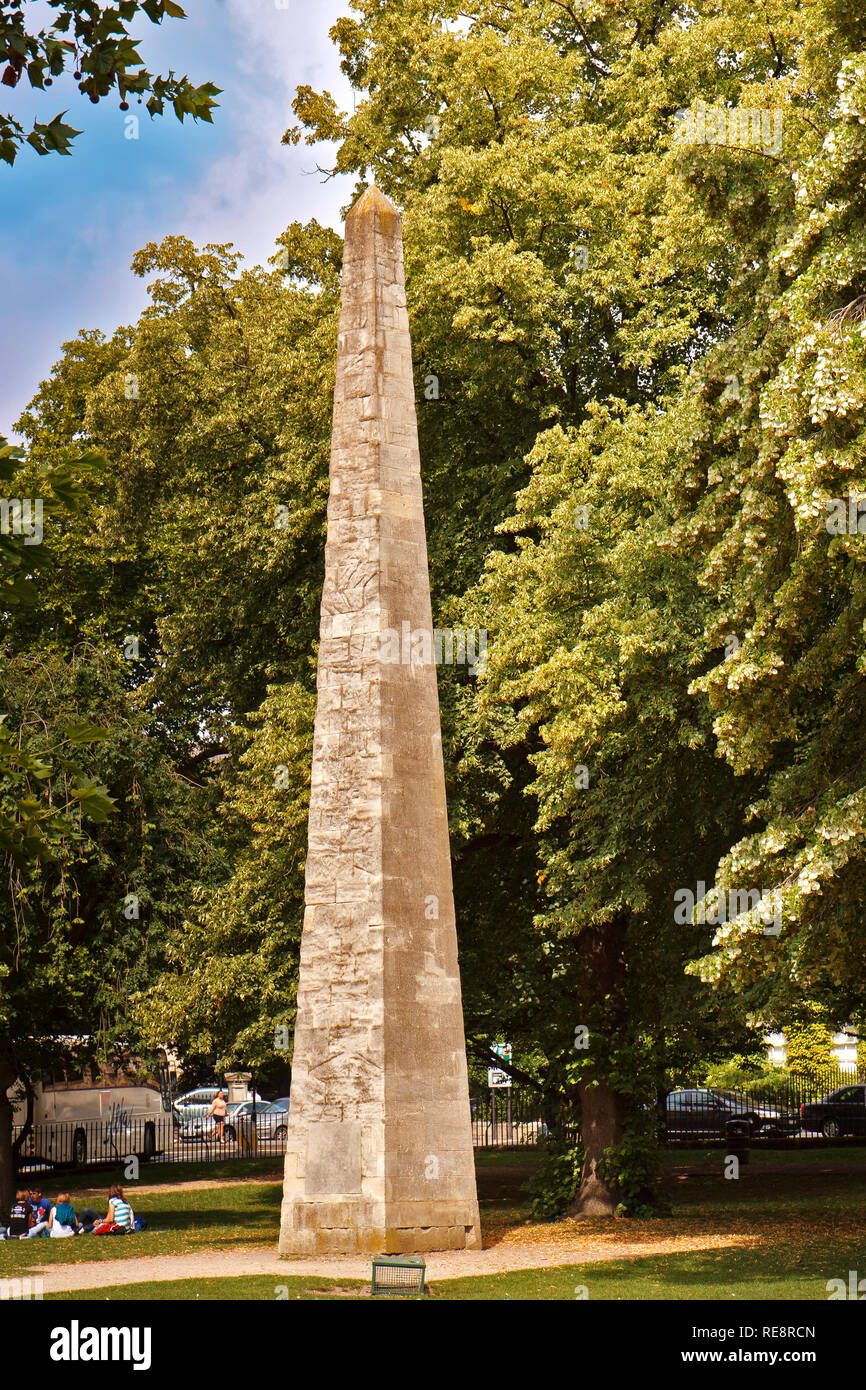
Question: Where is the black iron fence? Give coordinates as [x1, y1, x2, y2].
[13, 1095, 555, 1177]
[470, 1088, 551, 1148]
[660, 1070, 866, 1145]
[12, 1113, 289, 1177]
[12, 1070, 866, 1176]
[472, 1069, 866, 1150]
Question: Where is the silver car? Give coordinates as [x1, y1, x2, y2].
[173, 1087, 225, 1140]
[224, 1099, 275, 1141]
[259, 1098, 290, 1139]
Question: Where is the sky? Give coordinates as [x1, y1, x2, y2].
[0, 0, 357, 436]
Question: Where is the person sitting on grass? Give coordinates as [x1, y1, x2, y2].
[77, 1203, 101, 1234]
[25, 1186, 52, 1237]
[92, 1183, 135, 1235]
[47, 1193, 80, 1238]
[2, 1191, 32, 1239]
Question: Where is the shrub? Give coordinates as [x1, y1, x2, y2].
[600, 1127, 668, 1218]
[527, 1136, 583, 1219]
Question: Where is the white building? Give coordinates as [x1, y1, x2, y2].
[765, 1031, 859, 1071]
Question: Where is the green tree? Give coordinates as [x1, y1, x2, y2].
[136, 682, 314, 1085]
[671, 27, 866, 1039]
[785, 1023, 834, 1078]
[12, 224, 342, 1079]
[0, 638, 209, 1215]
[0, 0, 219, 164]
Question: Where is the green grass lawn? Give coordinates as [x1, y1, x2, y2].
[6, 1145, 866, 1299]
[94, 1155, 284, 1185]
[0, 1179, 282, 1272]
[472, 1148, 542, 1168]
[47, 1240, 849, 1301]
[436, 1237, 863, 1301]
[665, 1143, 866, 1172]
[48, 1275, 370, 1301]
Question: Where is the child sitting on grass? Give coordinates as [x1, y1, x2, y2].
[2, 1191, 33, 1239]
[92, 1183, 135, 1234]
[47, 1193, 80, 1237]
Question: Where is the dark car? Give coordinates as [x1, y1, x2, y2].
[800, 1084, 866, 1139]
[665, 1088, 795, 1138]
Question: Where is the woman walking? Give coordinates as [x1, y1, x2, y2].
[206, 1088, 228, 1143]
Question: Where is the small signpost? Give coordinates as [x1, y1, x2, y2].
[488, 1044, 512, 1143]
[487, 1042, 512, 1089]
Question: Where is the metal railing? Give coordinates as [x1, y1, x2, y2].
[12, 1070, 865, 1176]
[660, 1069, 866, 1145]
[470, 1089, 576, 1148]
[12, 1115, 289, 1176]
[12, 1095, 557, 1176]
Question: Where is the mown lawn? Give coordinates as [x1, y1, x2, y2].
[48, 1238, 852, 1301]
[48, 1275, 370, 1301]
[6, 1145, 866, 1297]
[48, 1273, 369, 1295]
[0, 1180, 282, 1272]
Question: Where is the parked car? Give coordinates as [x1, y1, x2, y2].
[172, 1087, 225, 1139]
[800, 1084, 866, 1138]
[224, 1100, 272, 1141]
[665, 1088, 796, 1138]
[260, 1098, 290, 1140]
[200, 1097, 290, 1143]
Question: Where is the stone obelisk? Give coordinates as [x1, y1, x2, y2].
[279, 186, 482, 1257]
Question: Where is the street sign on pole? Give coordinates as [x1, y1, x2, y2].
[487, 1043, 512, 1089]
[487, 1068, 510, 1087]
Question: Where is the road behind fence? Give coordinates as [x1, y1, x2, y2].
[12, 1068, 866, 1176]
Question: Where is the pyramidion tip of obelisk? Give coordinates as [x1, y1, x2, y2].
[346, 183, 401, 233]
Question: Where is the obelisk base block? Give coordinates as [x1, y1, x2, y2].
[279, 1204, 482, 1256]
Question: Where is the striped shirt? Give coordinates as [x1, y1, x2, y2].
[112, 1198, 133, 1230]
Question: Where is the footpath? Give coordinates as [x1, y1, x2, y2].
[33, 1231, 751, 1293]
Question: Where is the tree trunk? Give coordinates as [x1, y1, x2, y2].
[570, 1078, 624, 1215]
[0, 1049, 17, 1220]
[568, 915, 629, 1218]
[541, 1082, 561, 1140]
[11, 1090, 34, 1169]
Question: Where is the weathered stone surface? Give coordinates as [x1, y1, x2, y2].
[279, 186, 481, 1257]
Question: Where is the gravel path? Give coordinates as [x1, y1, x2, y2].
[32, 1231, 751, 1294]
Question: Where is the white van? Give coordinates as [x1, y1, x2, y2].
[12, 1055, 176, 1170]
